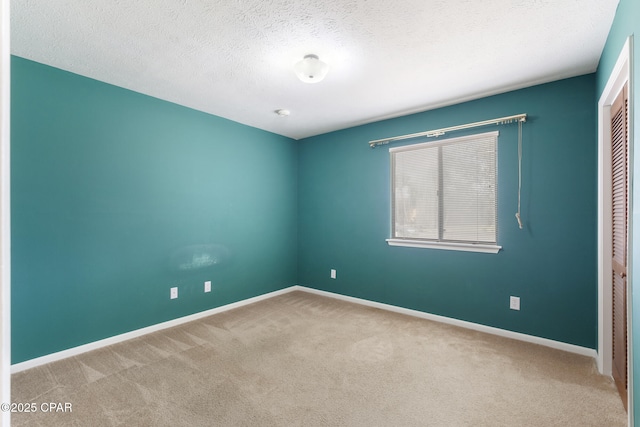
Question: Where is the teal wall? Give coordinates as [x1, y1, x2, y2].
[11, 53, 601, 367]
[11, 56, 298, 363]
[298, 74, 597, 348]
[596, 0, 639, 422]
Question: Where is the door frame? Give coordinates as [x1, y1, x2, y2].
[598, 36, 632, 419]
[0, 0, 9, 425]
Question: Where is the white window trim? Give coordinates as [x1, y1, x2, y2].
[386, 238, 501, 254]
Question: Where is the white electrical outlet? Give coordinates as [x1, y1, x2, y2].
[330, 269, 337, 279]
[204, 281, 212, 293]
[510, 296, 520, 310]
[170, 287, 178, 299]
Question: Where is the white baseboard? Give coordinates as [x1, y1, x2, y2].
[293, 286, 598, 359]
[11, 287, 295, 373]
[12, 284, 597, 373]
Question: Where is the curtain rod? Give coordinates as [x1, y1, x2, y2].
[368, 113, 527, 148]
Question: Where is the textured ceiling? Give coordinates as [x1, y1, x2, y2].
[11, 0, 619, 140]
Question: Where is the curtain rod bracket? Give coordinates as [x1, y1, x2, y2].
[426, 131, 445, 138]
[369, 140, 390, 148]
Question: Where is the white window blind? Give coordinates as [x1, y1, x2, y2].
[390, 131, 498, 248]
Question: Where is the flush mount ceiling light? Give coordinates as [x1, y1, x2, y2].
[294, 54, 329, 84]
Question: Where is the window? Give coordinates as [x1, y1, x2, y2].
[387, 131, 501, 253]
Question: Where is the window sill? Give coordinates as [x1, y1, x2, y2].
[386, 239, 502, 254]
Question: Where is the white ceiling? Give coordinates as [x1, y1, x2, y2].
[11, 0, 619, 140]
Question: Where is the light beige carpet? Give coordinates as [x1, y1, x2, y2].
[11, 291, 627, 426]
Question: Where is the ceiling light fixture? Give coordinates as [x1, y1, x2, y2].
[274, 109, 290, 117]
[294, 54, 329, 84]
